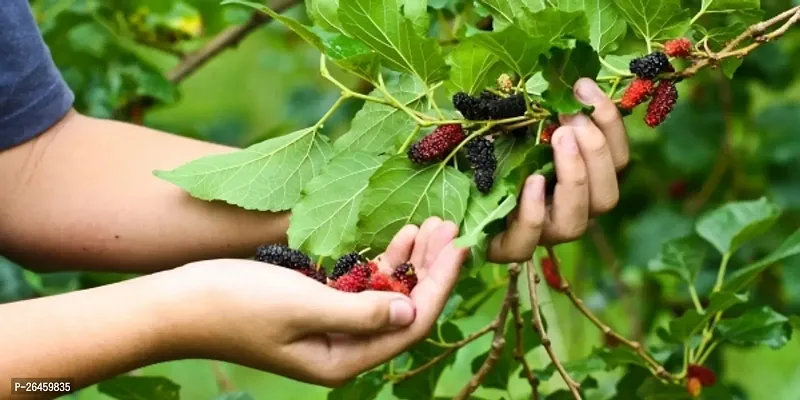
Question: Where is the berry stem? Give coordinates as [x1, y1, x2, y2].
[397, 125, 422, 155]
[425, 83, 446, 119]
[525, 259, 582, 400]
[688, 285, 704, 314]
[598, 57, 633, 77]
[311, 96, 347, 130]
[544, 247, 675, 382]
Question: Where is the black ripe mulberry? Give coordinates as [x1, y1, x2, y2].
[453, 92, 488, 120]
[645, 80, 678, 127]
[299, 267, 328, 284]
[392, 263, 419, 292]
[488, 93, 527, 119]
[629, 51, 670, 79]
[453, 91, 527, 121]
[255, 244, 313, 270]
[331, 252, 366, 280]
[465, 137, 497, 193]
[407, 124, 466, 164]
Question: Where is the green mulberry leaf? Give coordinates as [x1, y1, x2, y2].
[339, 0, 449, 83]
[716, 306, 793, 349]
[358, 156, 471, 250]
[695, 197, 781, 255]
[289, 152, 388, 257]
[154, 127, 332, 212]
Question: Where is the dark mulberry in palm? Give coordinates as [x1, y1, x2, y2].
[255, 244, 313, 270]
[645, 80, 678, 127]
[407, 124, 466, 164]
[392, 263, 418, 291]
[299, 267, 328, 284]
[629, 51, 670, 79]
[331, 252, 366, 280]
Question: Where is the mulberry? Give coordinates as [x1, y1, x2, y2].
[686, 378, 702, 397]
[473, 169, 495, 194]
[331, 252, 366, 280]
[497, 73, 514, 93]
[644, 80, 678, 127]
[368, 273, 394, 292]
[392, 263, 418, 292]
[488, 94, 527, 119]
[407, 124, 466, 164]
[299, 267, 328, 284]
[540, 122, 559, 144]
[255, 244, 312, 270]
[453, 92, 489, 120]
[541, 257, 564, 292]
[465, 137, 497, 193]
[687, 364, 717, 386]
[620, 78, 655, 110]
[330, 263, 371, 292]
[452, 91, 527, 121]
[664, 38, 692, 58]
[629, 51, 670, 79]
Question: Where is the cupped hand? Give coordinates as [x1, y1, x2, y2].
[488, 78, 630, 263]
[167, 217, 468, 387]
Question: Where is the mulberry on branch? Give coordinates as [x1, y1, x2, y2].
[465, 137, 497, 193]
[645, 80, 678, 127]
[407, 124, 466, 164]
[629, 51, 670, 79]
[540, 122, 559, 144]
[452, 91, 527, 121]
[664, 38, 692, 58]
[620, 78, 655, 110]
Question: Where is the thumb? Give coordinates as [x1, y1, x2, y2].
[303, 289, 416, 335]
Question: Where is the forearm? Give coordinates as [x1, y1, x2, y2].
[0, 110, 288, 273]
[0, 271, 188, 398]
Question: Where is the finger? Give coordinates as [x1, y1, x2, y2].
[488, 174, 547, 263]
[573, 78, 629, 170]
[542, 127, 590, 243]
[378, 224, 419, 272]
[326, 237, 467, 376]
[559, 113, 619, 216]
[422, 221, 458, 270]
[300, 288, 416, 335]
[409, 217, 443, 269]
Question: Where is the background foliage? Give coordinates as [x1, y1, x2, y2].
[2, 0, 800, 399]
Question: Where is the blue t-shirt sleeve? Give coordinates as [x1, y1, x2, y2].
[0, 0, 75, 151]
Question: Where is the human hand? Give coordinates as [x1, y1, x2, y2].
[488, 78, 629, 263]
[161, 217, 468, 387]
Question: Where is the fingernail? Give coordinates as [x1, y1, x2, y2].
[574, 79, 603, 105]
[525, 175, 546, 201]
[390, 298, 415, 326]
[561, 113, 590, 126]
[557, 129, 579, 155]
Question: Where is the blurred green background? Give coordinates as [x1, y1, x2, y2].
[1, 0, 799, 399]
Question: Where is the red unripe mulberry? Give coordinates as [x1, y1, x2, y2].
[541, 257, 564, 292]
[407, 124, 466, 164]
[645, 80, 678, 127]
[665, 38, 692, 58]
[330, 263, 371, 292]
[541, 122, 559, 144]
[620, 78, 655, 110]
[687, 364, 717, 387]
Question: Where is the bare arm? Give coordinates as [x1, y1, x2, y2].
[0, 269, 183, 399]
[0, 110, 289, 273]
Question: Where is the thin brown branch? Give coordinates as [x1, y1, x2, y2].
[508, 263, 540, 399]
[545, 248, 674, 382]
[454, 265, 517, 400]
[684, 73, 734, 214]
[673, 6, 800, 79]
[390, 321, 497, 382]
[166, 0, 301, 84]
[526, 260, 582, 400]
